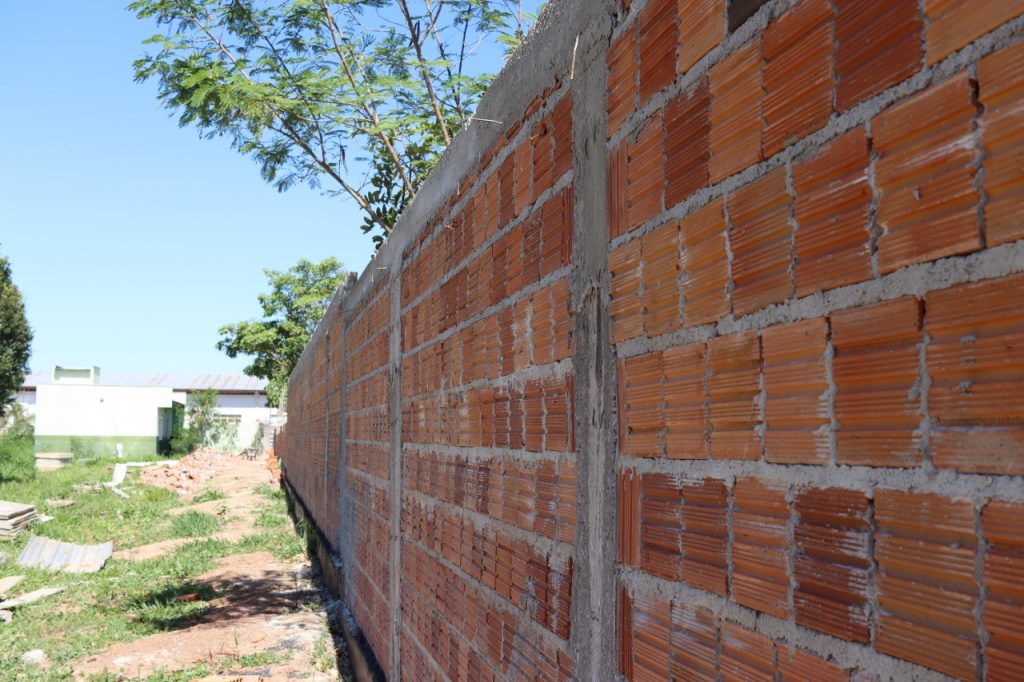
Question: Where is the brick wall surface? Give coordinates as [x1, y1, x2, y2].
[276, 1, 1024, 680]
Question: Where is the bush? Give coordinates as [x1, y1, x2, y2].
[0, 403, 34, 482]
[0, 432, 34, 482]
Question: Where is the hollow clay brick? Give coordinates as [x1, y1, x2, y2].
[792, 127, 872, 296]
[831, 297, 923, 467]
[925, 274, 1024, 475]
[763, 0, 834, 156]
[925, 0, 1024, 64]
[762, 318, 830, 464]
[680, 198, 730, 326]
[834, 0, 922, 111]
[729, 167, 792, 315]
[979, 40, 1024, 246]
[873, 72, 980, 273]
[709, 39, 763, 183]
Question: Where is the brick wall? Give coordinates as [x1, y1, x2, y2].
[277, 1, 1024, 679]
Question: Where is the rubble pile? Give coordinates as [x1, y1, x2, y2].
[140, 448, 237, 495]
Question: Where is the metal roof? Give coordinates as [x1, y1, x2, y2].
[21, 370, 267, 393]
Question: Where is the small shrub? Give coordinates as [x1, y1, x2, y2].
[0, 432, 34, 482]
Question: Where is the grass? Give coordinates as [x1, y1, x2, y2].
[190, 488, 226, 504]
[0, 459, 312, 682]
[169, 510, 221, 538]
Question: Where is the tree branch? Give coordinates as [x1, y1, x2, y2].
[396, 0, 452, 145]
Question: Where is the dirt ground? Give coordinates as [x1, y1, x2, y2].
[74, 455, 344, 681]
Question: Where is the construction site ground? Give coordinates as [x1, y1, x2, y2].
[0, 451, 349, 682]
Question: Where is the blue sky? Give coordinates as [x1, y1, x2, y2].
[0, 2, 536, 377]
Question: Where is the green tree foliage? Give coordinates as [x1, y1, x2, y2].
[170, 388, 239, 454]
[131, 0, 536, 245]
[0, 252, 32, 419]
[217, 257, 346, 406]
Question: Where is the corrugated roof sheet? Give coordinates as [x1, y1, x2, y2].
[17, 536, 113, 573]
[21, 371, 266, 392]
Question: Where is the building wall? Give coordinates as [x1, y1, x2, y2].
[277, 1, 1024, 680]
[33, 384, 174, 455]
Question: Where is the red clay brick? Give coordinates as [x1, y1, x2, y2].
[732, 478, 790, 618]
[677, 0, 723, 76]
[707, 332, 761, 460]
[499, 153, 515, 227]
[763, 0, 834, 156]
[680, 199, 729, 326]
[982, 501, 1024, 679]
[642, 222, 681, 337]
[873, 72, 980, 273]
[620, 586, 634, 678]
[608, 27, 637, 137]
[609, 142, 628, 239]
[622, 351, 664, 457]
[762, 318, 830, 464]
[834, 0, 922, 111]
[627, 113, 665, 234]
[681, 477, 728, 595]
[874, 490, 979, 680]
[610, 240, 643, 343]
[793, 127, 872, 296]
[794, 486, 870, 642]
[638, 0, 678, 106]
[720, 622, 775, 682]
[665, 79, 710, 208]
[980, 40, 1024, 246]
[552, 92, 572, 180]
[831, 297, 923, 467]
[729, 167, 792, 315]
[777, 648, 849, 681]
[631, 592, 672, 680]
[709, 39, 763, 183]
[925, 0, 1024, 64]
[620, 467, 641, 566]
[639, 473, 683, 580]
[669, 603, 718, 680]
[925, 274, 1024, 474]
[663, 343, 708, 459]
[532, 118, 554, 202]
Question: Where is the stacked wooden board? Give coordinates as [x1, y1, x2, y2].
[0, 501, 36, 540]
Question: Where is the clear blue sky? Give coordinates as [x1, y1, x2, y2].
[0, 2, 537, 377]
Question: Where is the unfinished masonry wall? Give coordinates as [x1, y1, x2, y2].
[276, 0, 1024, 679]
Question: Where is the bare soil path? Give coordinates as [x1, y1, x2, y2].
[74, 455, 344, 681]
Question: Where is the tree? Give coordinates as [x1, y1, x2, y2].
[0, 252, 32, 418]
[218, 257, 347, 406]
[131, 0, 537, 246]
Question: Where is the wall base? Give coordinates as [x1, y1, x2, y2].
[282, 475, 386, 682]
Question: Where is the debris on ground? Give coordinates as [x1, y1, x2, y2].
[45, 499, 75, 509]
[0, 501, 37, 540]
[0, 610, 11, 624]
[0, 586, 64, 610]
[20, 649, 48, 667]
[0, 551, 9, 564]
[141, 448, 238, 496]
[0, 575, 24, 596]
[17, 535, 113, 573]
[174, 592, 200, 603]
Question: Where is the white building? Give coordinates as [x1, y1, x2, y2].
[16, 367, 273, 457]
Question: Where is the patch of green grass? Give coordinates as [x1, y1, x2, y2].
[254, 482, 285, 500]
[169, 510, 220, 538]
[190, 488, 226, 504]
